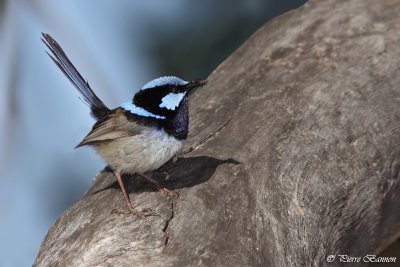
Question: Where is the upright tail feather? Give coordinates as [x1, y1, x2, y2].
[41, 33, 110, 120]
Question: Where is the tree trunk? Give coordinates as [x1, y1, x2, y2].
[34, 0, 400, 266]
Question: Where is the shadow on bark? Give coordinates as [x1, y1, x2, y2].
[93, 156, 241, 195]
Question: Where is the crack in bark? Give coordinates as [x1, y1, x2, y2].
[162, 199, 175, 250]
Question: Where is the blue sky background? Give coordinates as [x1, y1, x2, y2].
[0, 1, 305, 265]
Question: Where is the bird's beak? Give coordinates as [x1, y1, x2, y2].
[186, 79, 208, 93]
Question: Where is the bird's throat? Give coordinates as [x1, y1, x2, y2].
[166, 96, 189, 140]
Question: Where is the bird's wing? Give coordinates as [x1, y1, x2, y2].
[76, 108, 144, 147]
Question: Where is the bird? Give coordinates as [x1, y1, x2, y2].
[41, 33, 207, 217]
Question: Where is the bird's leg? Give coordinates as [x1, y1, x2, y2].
[136, 172, 178, 198]
[112, 169, 155, 218]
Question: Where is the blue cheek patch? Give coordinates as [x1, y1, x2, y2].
[120, 102, 166, 119]
[159, 92, 186, 110]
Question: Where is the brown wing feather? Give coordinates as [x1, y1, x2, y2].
[76, 108, 143, 147]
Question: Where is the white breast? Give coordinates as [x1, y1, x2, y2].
[94, 128, 183, 174]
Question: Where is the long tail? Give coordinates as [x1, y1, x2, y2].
[41, 33, 110, 120]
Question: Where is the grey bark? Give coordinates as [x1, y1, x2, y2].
[35, 0, 400, 266]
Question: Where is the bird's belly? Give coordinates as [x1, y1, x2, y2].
[94, 129, 183, 173]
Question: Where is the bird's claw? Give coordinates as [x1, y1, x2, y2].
[160, 188, 180, 198]
[111, 207, 158, 218]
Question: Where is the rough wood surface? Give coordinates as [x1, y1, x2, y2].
[35, 0, 400, 266]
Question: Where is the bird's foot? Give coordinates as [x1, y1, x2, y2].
[111, 207, 157, 218]
[159, 187, 179, 198]
[136, 172, 178, 198]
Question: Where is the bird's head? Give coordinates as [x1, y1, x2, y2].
[120, 76, 206, 139]
[132, 76, 207, 118]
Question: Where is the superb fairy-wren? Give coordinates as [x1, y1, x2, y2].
[42, 33, 207, 217]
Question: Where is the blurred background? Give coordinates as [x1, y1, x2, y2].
[0, 1, 307, 266]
